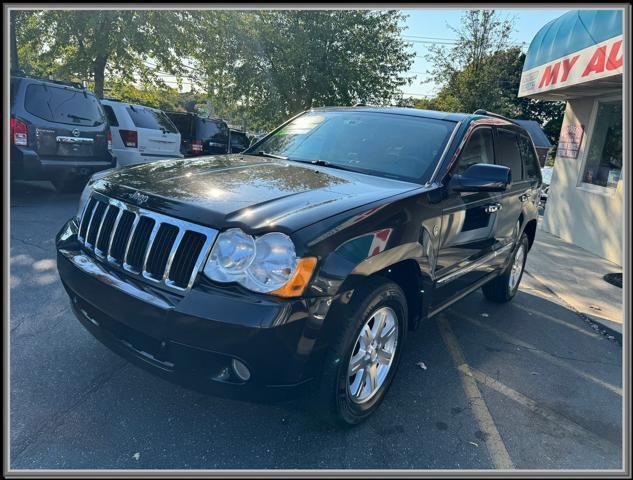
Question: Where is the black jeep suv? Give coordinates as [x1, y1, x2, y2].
[10, 75, 114, 192]
[56, 107, 541, 425]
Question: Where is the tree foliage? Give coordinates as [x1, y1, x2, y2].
[421, 10, 565, 143]
[14, 10, 414, 130]
[194, 10, 415, 129]
[13, 10, 196, 98]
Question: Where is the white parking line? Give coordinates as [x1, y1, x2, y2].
[437, 316, 515, 470]
[453, 312, 622, 396]
[512, 303, 601, 339]
[465, 366, 620, 454]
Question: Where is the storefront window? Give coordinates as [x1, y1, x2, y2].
[581, 100, 622, 189]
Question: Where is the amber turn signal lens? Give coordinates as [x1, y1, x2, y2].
[270, 257, 318, 298]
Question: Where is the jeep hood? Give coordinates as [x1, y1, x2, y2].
[95, 154, 421, 232]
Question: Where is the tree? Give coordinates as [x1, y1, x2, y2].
[421, 10, 565, 144]
[426, 10, 514, 89]
[13, 10, 196, 98]
[194, 10, 415, 129]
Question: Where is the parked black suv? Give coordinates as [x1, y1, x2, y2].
[10, 75, 115, 192]
[166, 112, 230, 157]
[56, 107, 541, 425]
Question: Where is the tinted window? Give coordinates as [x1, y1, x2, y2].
[198, 118, 228, 141]
[24, 84, 105, 126]
[518, 134, 541, 181]
[250, 111, 457, 183]
[230, 131, 249, 148]
[495, 129, 523, 181]
[167, 113, 193, 137]
[102, 105, 119, 127]
[453, 128, 494, 175]
[126, 106, 178, 133]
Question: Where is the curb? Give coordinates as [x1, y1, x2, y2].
[523, 270, 622, 345]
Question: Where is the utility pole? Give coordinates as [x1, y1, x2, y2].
[10, 12, 19, 73]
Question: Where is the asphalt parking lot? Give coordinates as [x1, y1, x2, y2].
[10, 180, 623, 470]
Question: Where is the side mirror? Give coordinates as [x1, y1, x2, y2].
[449, 163, 511, 193]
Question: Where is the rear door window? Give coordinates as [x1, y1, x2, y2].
[518, 134, 541, 181]
[453, 127, 494, 175]
[24, 84, 106, 126]
[102, 105, 119, 127]
[495, 128, 524, 182]
[126, 106, 178, 133]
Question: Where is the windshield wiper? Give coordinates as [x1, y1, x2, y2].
[307, 159, 357, 173]
[67, 113, 92, 122]
[251, 151, 288, 160]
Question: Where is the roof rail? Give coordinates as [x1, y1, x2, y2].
[353, 102, 367, 107]
[11, 72, 86, 90]
[472, 109, 518, 125]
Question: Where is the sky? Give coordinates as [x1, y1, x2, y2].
[400, 8, 571, 98]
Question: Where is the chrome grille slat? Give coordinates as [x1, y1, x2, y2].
[122, 213, 142, 271]
[77, 198, 95, 243]
[141, 221, 163, 279]
[162, 228, 185, 281]
[82, 201, 100, 247]
[78, 193, 218, 294]
[94, 204, 113, 257]
[106, 207, 125, 260]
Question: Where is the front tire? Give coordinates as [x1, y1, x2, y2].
[312, 277, 407, 426]
[482, 233, 529, 303]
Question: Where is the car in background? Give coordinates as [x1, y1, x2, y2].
[229, 129, 250, 153]
[166, 112, 229, 157]
[100, 99, 183, 167]
[10, 74, 115, 192]
[540, 166, 553, 206]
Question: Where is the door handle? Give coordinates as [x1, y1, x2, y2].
[484, 203, 502, 213]
[519, 193, 529, 202]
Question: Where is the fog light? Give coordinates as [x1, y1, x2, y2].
[231, 359, 251, 381]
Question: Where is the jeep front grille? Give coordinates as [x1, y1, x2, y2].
[77, 194, 218, 292]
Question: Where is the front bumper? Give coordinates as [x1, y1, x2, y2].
[56, 219, 333, 402]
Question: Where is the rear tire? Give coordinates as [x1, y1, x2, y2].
[310, 277, 407, 426]
[482, 233, 529, 303]
[52, 176, 88, 193]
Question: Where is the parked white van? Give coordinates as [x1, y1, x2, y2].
[100, 99, 183, 167]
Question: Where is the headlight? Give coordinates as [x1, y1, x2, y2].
[203, 229, 316, 297]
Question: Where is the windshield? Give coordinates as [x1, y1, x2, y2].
[25, 84, 105, 126]
[126, 106, 178, 133]
[249, 110, 457, 183]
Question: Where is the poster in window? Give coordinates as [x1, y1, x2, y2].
[558, 123, 584, 158]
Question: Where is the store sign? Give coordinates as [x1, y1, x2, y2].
[558, 123, 584, 158]
[519, 35, 623, 97]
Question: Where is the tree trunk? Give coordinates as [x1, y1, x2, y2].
[10, 13, 19, 72]
[93, 55, 107, 98]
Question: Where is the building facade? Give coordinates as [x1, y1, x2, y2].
[519, 10, 624, 266]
